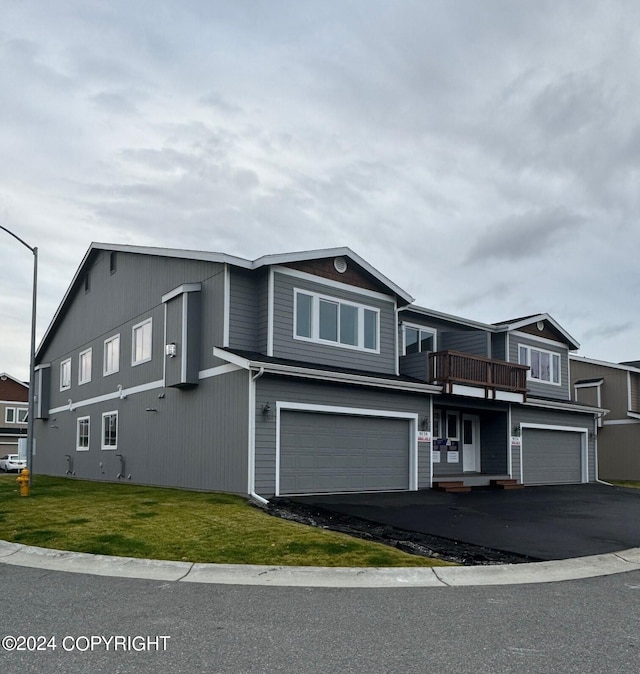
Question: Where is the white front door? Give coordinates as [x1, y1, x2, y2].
[462, 414, 480, 472]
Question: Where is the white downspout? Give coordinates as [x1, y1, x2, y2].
[249, 367, 269, 505]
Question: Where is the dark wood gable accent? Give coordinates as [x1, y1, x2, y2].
[0, 377, 28, 403]
[518, 321, 566, 344]
[284, 258, 390, 296]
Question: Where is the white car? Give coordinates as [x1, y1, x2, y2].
[0, 454, 26, 472]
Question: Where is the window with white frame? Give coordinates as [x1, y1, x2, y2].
[294, 290, 379, 352]
[101, 411, 118, 449]
[79, 348, 92, 385]
[60, 358, 72, 391]
[16, 408, 27, 423]
[518, 345, 561, 385]
[77, 416, 90, 451]
[132, 318, 152, 365]
[104, 334, 120, 376]
[5, 407, 15, 424]
[404, 325, 436, 355]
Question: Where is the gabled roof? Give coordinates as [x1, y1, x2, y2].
[570, 355, 640, 374]
[0, 372, 29, 389]
[36, 243, 413, 359]
[493, 313, 580, 350]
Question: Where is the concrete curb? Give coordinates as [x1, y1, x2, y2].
[2, 540, 640, 587]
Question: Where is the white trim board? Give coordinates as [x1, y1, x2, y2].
[274, 401, 419, 497]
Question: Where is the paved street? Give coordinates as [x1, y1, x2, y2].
[2, 564, 640, 674]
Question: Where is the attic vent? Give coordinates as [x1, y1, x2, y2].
[536, 321, 545, 331]
[334, 257, 348, 273]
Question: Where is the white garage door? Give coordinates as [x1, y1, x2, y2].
[522, 427, 584, 485]
[279, 411, 411, 495]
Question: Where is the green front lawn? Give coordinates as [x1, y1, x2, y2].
[0, 475, 450, 567]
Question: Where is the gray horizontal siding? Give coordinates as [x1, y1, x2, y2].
[272, 271, 397, 375]
[511, 405, 596, 482]
[229, 267, 258, 352]
[439, 330, 489, 357]
[34, 369, 249, 494]
[38, 251, 228, 412]
[254, 375, 432, 496]
[597, 422, 640, 481]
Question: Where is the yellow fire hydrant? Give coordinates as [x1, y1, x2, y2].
[16, 469, 30, 497]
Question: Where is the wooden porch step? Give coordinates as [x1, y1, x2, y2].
[434, 481, 472, 493]
[490, 479, 525, 490]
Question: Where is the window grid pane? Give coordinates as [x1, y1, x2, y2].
[364, 310, 377, 350]
[339, 304, 358, 346]
[319, 300, 338, 342]
[296, 293, 313, 338]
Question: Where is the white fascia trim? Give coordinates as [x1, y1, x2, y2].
[212, 347, 251, 369]
[401, 305, 494, 332]
[199, 364, 243, 379]
[256, 248, 414, 304]
[212, 347, 440, 394]
[520, 422, 590, 483]
[274, 401, 419, 496]
[48, 379, 164, 415]
[570, 354, 640, 374]
[522, 398, 605, 415]
[223, 264, 230, 348]
[511, 330, 571, 350]
[161, 283, 202, 304]
[573, 380, 604, 388]
[274, 266, 397, 304]
[267, 267, 274, 357]
[628, 411, 640, 421]
[498, 315, 580, 350]
[603, 418, 640, 425]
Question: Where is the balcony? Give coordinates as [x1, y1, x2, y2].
[428, 350, 529, 401]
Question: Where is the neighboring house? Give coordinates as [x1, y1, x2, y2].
[0, 373, 29, 456]
[33, 244, 601, 498]
[571, 355, 640, 480]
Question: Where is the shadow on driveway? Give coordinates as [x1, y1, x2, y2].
[283, 484, 640, 563]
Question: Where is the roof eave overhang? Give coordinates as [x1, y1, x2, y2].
[522, 397, 607, 416]
[213, 347, 440, 394]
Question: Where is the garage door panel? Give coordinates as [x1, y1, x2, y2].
[279, 411, 410, 495]
[522, 428, 583, 485]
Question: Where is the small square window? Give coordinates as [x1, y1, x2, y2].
[5, 407, 15, 424]
[16, 408, 28, 423]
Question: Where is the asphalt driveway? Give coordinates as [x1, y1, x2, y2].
[289, 483, 640, 561]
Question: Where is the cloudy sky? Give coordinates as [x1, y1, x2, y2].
[1, 0, 639, 381]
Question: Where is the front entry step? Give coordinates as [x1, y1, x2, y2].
[490, 479, 525, 490]
[434, 481, 472, 493]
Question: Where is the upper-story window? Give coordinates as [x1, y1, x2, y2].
[104, 334, 120, 376]
[60, 358, 72, 391]
[132, 318, 153, 366]
[519, 345, 561, 385]
[4, 407, 26, 424]
[294, 289, 379, 352]
[403, 325, 436, 355]
[78, 348, 92, 385]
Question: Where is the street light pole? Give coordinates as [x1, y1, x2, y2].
[1, 225, 38, 484]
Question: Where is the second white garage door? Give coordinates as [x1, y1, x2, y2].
[279, 411, 412, 495]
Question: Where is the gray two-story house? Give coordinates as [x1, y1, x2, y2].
[33, 244, 601, 499]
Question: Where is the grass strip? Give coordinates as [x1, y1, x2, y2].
[0, 475, 450, 567]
